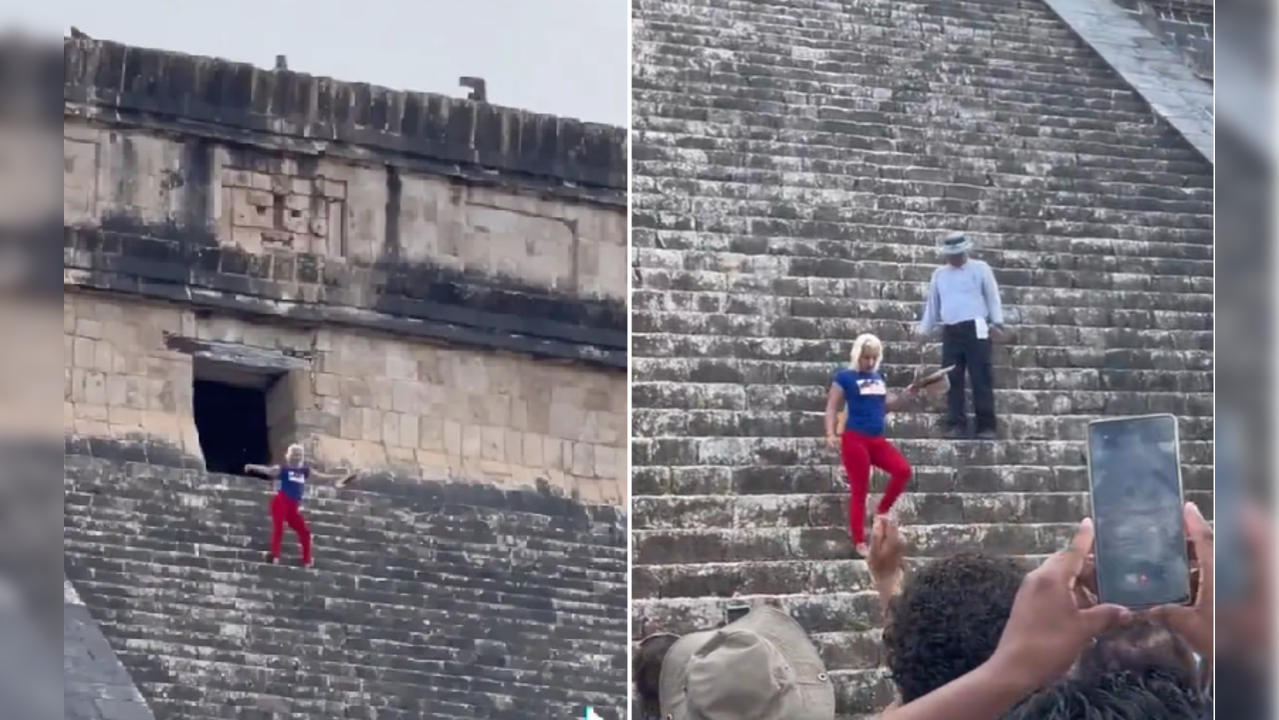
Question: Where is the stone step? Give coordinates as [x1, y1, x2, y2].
[633, 109, 1199, 164]
[628, 522, 1104, 569]
[631, 436, 1213, 468]
[631, 0, 1212, 711]
[631, 306, 1213, 348]
[632, 158, 1212, 199]
[632, 262, 1214, 296]
[631, 358, 1213, 393]
[641, 0, 1088, 30]
[641, 1, 1083, 32]
[633, 306, 1210, 337]
[632, 489, 1213, 532]
[632, 217, 1211, 253]
[64, 458, 626, 720]
[634, 244, 1215, 280]
[633, 144, 1212, 191]
[634, 179, 1210, 225]
[631, 235, 1214, 268]
[638, 26, 1116, 73]
[631, 409, 1212, 441]
[632, 290, 1211, 326]
[633, 171, 1214, 212]
[634, 313, 1214, 347]
[629, 352, 1210, 383]
[632, 383, 1211, 416]
[629, 461, 1213, 496]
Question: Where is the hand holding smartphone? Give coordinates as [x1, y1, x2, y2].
[1085, 414, 1192, 609]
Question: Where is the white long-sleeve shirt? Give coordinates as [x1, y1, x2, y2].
[918, 259, 1005, 335]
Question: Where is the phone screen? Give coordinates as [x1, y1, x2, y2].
[1214, 418, 1249, 604]
[1087, 415, 1191, 608]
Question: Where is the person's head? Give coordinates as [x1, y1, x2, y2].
[634, 632, 680, 719]
[1074, 616, 1197, 688]
[849, 333, 883, 373]
[883, 553, 1024, 702]
[1004, 669, 1208, 720]
[658, 605, 835, 720]
[939, 231, 970, 266]
[285, 443, 305, 465]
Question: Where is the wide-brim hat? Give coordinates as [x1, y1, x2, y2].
[658, 605, 835, 720]
[939, 232, 972, 255]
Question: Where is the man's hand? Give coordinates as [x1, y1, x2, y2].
[1151, 502, 1214, 660]
[990, 519, 1130, 690]
[990, 325, 1009, 343]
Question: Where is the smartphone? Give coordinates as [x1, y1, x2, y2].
[1214, 417, 1250, 604]
[1085, 414, 1191, 609]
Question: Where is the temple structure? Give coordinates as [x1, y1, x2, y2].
[64, 37, 629, 720]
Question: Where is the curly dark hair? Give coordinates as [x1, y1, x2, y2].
[882, 553, 1025, 703]
[1075, 617, 1198, 688]
[1004, 668, 1208, 719]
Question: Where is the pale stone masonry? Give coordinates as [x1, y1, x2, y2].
[63, 38, 628, 505]
[629, 0, 1213, 716]
[62, 36, 629, 720]
[63, 293, 627, 503]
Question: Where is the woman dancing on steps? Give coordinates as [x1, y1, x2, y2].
[244, 443, 355, 567]
[825, 333, 918, 557]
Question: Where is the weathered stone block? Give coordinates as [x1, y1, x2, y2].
[64, 445, 627, 720]
[630, 0, 1212, 714]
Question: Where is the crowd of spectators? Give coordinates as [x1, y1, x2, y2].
[636, 501, 1271, 720]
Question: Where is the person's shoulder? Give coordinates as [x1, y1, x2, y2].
[969, 258, 994, 272]
[832, 366, 853, 382]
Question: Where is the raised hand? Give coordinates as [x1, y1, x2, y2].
[990, 519, 1130, 690]
[1151, 502, 1214, 660]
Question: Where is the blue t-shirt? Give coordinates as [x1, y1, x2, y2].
[277, 465, 310, 501]
[834, 368, 889, 436]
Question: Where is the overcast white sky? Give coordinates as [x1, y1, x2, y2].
[12, 0, 628, 126]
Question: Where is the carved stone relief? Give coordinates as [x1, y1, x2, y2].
[219, 168, 347, 257]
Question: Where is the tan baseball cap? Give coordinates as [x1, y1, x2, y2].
[658, 605, 836, 720]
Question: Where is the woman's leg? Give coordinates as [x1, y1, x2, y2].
[268, 493, 288, 561]
[868, 437, 913, 516]
[841, 431, 873, 547]
[286, 502, 313, 566]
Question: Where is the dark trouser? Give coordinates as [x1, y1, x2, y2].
[941, 320, 996, 434]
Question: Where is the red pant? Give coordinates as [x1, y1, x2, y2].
[841, 430, 912, 545]
[270, 492, 312, 563]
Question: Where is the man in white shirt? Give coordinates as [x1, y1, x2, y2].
[916, 232, 1007, 440]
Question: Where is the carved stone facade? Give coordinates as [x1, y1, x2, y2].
[62, 37, 629, 720]
[63, 38, 628, 504]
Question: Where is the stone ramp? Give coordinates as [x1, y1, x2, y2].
[630, 0, 1213, 715]
[63, 453, 627, 720]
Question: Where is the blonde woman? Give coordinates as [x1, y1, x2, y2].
[244, 443, 355, 567]
[824, 334, 918, 556]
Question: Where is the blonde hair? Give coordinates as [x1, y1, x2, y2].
[286, 443, 305, 458]
[849, 333, 883, 372]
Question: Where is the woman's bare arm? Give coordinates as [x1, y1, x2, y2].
[825, 384, 845, 440]
[243, 464, 280, 477]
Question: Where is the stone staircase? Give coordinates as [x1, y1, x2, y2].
[63, 452, 627, 720]
[629, 0, 1213, 715]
